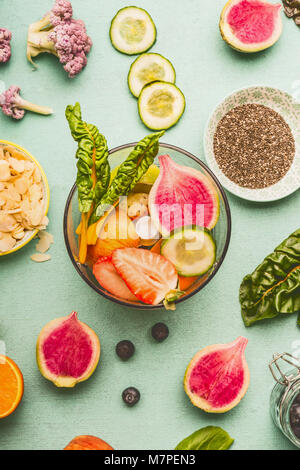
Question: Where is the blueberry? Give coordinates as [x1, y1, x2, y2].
[151, 322, 169, 342]
[116, 340, 135, 360]
[122, 387, 140, 406]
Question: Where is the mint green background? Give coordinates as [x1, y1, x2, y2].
[1, 0, 300, 450]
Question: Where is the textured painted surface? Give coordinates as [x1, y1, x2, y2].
[0, 0, 299, 450]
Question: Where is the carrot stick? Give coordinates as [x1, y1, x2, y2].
[79, 213, 88, 263]
[178, 276, 198, 291]
[150, 239, 162, 254]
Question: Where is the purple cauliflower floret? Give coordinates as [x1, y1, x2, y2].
[27, 0, 92, 78]
[0, 85, 53, 120]
[0, 28, 12, 63]
[50, 0, 73, 25]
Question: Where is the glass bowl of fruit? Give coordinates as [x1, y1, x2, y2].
[64, 135, 231, 310]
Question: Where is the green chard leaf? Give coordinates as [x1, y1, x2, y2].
[65, 102, 110, 213]
[89, 130, 164, 225]
[175, 426, 234, 451]
[240, 228, 300, 327]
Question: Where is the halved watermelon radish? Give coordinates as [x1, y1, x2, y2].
[112, 247, 178, 305]
[148, 155, 219, 237]
[93, 257, 138, 302]
[184, 337, 250, 413]
[220, 0, 282, 53]
[37, 312, 100, 388]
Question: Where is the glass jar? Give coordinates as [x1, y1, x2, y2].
[269, 353, 300, 448]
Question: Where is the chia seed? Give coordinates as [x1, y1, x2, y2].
[213, 104, 295, 189]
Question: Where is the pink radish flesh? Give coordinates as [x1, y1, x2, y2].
[152, 155, 217, 233]
[228, 0, 281, 44]
[189, 337, 247, 408]
[42, 313, 93, 378]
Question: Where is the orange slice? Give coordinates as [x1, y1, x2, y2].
[0, 355, 24, 418]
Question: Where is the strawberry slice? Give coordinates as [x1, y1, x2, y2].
[112, 248, 178, 305]
[93, 257, 137, 302]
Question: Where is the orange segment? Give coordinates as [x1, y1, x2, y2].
[0, 355, 24, 418]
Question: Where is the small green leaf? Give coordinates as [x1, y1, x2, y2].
[175, 426, 234, 451]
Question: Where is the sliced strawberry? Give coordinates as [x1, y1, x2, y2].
[93, 256, 137, 302]
[112, 248, 178, 305]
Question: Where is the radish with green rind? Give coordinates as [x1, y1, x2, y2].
[184, 337, 250, 413]
[36, 312, 100, 388]
[220, 0, 282, 53]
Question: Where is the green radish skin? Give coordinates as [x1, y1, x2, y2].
[110, 6, 157, 55]
[128, 53, 176, 98]
[161, 226, 216, 277]
[138, 81, 186, 131]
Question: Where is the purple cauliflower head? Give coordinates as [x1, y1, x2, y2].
[0, 28, 12, 64]
[0, 85, 53, 120]
[27, 0, 92, 78]
[0, 86, 24, 119]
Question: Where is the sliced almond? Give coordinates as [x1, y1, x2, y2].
[36, 231, 54, 253]
[0, 233, 16, 252]
[14, 175, 30, 195]
[0, 160, 11, 181]
[8, 157, 25, 174]
[30, 253, 51, 263]
[0, 213, 17, 232]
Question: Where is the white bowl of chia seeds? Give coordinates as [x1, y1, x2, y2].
[204, 86, 300, 202]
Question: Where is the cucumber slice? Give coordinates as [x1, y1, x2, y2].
[138, 81, 185, 130]
[128, 53, 176, 98]
[161, 226, 216, 277]
[110, 7, 156, 55]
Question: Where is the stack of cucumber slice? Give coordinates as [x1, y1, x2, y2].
[128, 53, 176, 98]
[110, 6, 185, 131]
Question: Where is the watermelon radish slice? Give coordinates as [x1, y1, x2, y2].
[148, 155, 219, 237]
[184, 337, 250, 413]
[220, 0, 282, 53]
[37, 312, 100, 388]
[93, 256, 138, 302]
[112, 247, 178, 305]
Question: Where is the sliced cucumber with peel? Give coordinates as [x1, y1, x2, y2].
[128, 53, 176, 98]
[161, 226, 216, 277]
[110, 7, 156, 55]
[138, 81, 185, 130]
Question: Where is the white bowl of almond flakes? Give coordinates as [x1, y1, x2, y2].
[0, 140, 49, 255]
